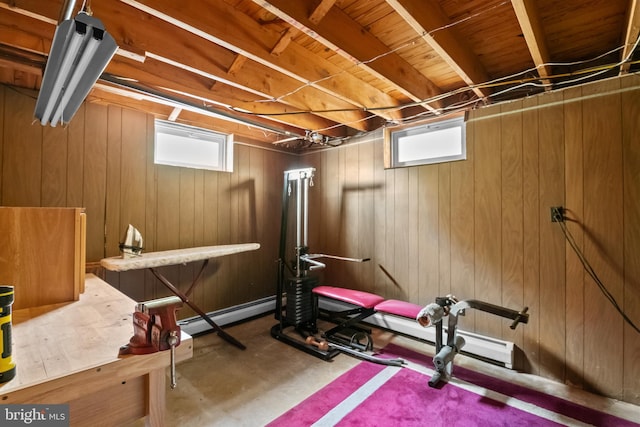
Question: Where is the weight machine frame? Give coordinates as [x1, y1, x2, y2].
[270, 168, 369, 361]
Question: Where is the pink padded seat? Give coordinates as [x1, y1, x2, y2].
[374, 299, 422, 319]
[313, 285, 385, 309]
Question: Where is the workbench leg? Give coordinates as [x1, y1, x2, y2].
[146, 368, 166, 427]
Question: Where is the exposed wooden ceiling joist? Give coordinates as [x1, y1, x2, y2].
[253, 0, 443, 112]
[105, 56, 340, 137]
[309, 0, 337, 25]
[1, 0, 372, 136]
[621, 0, 640, 74]
[511, 0, 552, 87]
[122, 0, 403, 126]
[0, 0, 634, 150]
[385, 0, 491, 99]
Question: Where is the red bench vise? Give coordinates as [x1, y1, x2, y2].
[119, 295, 183, 356]
[119, 295, 183, 388]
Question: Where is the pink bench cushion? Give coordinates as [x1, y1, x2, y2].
[374, 299, 422, 319]
[313, 285, 385, 309]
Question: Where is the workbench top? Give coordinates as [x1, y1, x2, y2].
[0, 274, 192, 403]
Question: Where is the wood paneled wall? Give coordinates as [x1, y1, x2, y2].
[1, 74, 639, 404]
[303, 74, 640, 404]
[0, 85, 297, 319]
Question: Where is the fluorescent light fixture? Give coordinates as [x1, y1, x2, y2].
[35, 12, 118, 127]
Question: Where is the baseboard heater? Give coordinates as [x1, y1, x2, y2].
[177, 295, 515, 369]
[319, 297, 516, 369]
[178, 295, 277, 336]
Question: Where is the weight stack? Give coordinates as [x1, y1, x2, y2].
[285, 276, 318, 326]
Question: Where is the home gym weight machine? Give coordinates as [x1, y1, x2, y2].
[270, 168, 385, 363]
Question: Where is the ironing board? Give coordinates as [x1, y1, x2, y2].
[101, 243, 260, 350]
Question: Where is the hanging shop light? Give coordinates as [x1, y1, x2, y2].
[34, 10, 118, 127]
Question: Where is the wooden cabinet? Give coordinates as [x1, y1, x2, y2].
[0, 207, 86, 310]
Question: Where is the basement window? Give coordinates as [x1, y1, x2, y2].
[384, 114, 466, 168]
[154, 120, 233, 172]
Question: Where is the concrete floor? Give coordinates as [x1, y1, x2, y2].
[163, 315, 640, 426]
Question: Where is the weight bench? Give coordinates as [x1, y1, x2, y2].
[311, 286, 423, 365]
[313, 286, 423, 329]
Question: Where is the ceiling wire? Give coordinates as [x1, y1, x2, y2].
[232, 0, 639, 137]
[237, 32, 640, 136]
[254, 0, 511, 105]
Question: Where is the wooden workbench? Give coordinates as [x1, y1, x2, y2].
[0, 274, 193, 427]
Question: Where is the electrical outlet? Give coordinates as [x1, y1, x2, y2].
[550, 206, 564, 222]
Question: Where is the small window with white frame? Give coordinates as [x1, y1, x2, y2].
[384, 113, 466, 168]
[154, 120, 233, 172]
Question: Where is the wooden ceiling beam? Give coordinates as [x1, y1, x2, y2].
[88, 84, 288, 145]
[2, 0, 375, 133]
[0, 6, 54, 54]
[270, 27, 295, 56]
[105, 56, 346, 137]
[226, 54, 248, 76]
[254, 0, 443, 112]
[0, 0, 372, 136]
[309, 0, 337, 25]
[385, 0, 490, 99]
[123, 0, 404, 123]
[511, 0, 552, 87]
[116, 0, 376, 131]
[621, 0, 640, 74]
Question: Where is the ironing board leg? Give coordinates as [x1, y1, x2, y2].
[149, 267, 246, 350]
[184, 259, 209, 297]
